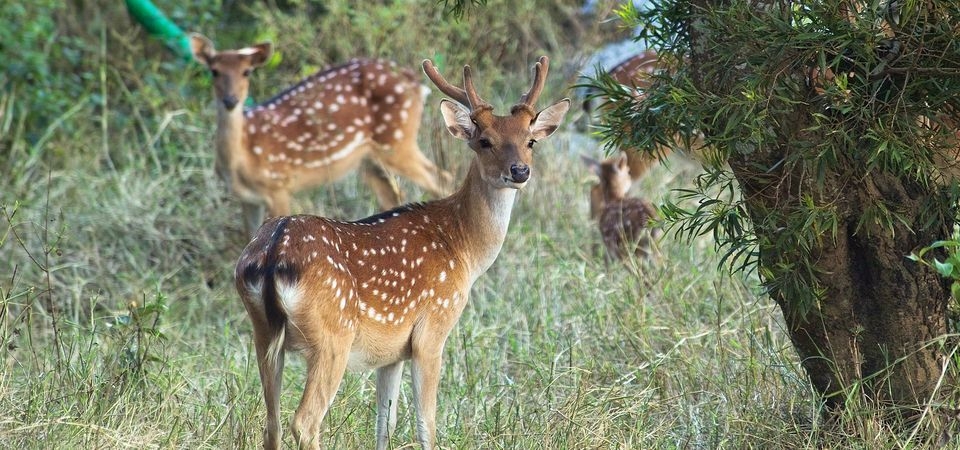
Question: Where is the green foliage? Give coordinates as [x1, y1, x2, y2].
[438, 0, 489, 20]
[1, 1, 88, 143]
[103, 292, 169, 381]
[658, 166, 758, 276]
[587, 1, 960, 313]
[238, 0, 585, 95]
[908, 237, 960, 319]
[4, 0, 957, 446]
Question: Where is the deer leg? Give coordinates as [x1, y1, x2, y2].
[360, 158, 403, 209]
[290, 336, 350, 450]
[588, 185, 603, 222]
[410, 350, 442, 449]
[248, 315, 285, 450]
[241, 202, 266, 237]
[374, 361, 404, 450]
[601, 230, 620, 265]
[265, 193, 292, 220]
[380, 144, 451, 197]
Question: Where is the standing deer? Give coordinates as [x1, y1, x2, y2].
[578, 50, 668, 181]
[190, 33, 450, 236]
[582, 152, 660, 263]
[235, 56, 569, 449]
[579, 51, 706, 221]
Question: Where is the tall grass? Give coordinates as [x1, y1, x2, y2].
[1, 1, 955, 448]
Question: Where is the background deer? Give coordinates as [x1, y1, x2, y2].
[582, 152, 660, 263]
[577, 50, 668, 181]
[190, 33, 450, 236]
[234, 56, 569, 449]
[578, 51, 707, 222]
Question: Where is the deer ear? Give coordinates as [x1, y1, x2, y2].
[616, 152, 629, 170]
[580, 154, 601, 176]
[189, 33, 216, 66]
[531, 98, 570, 141]
[247, 42, 273, 67]
[439, 99, 475, 141]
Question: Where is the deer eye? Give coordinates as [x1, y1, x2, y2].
[242, 69, 252, 77]
[210, 69, 220, 77]
[528, 139, 537, 149]
[478, 138, 492, 149]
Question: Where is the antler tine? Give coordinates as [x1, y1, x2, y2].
[462, 65, 491, 111]
[519, 56, 549, 108]
[422, 59, 470, 106]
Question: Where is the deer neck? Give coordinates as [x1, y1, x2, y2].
[214, 106, 249, 177]
[604, 192, 625, 204]
[445, 159, 518, 283]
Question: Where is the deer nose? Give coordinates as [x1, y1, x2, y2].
[222, 95, 239, 110]
[509, 164, 530, 183]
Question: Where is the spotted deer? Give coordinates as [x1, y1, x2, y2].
[190, 33, 450, 236]
[582, 152, 660, 263]
[579, 51, 706, 221]
[235, 56, 569, 449]
[578, 50, 668, 182]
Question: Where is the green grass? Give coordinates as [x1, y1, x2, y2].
[0, 122, 812, 449]
[1, 1, 955, 448]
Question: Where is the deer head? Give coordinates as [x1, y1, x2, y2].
[190, 33, 273, 111]
[423, 57, 569, 190]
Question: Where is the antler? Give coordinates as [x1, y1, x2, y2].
[462, 65, 490, 111]
[422, 59, 467, 105]
[422, 59, 491, 111]
[518, 56, 549, 108]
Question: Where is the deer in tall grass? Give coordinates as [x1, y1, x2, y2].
[582, 152, 660, 263]
[235, 56, 569, 449]
[190, 33, 450, 236]
[578, 51, 668, 180]
[579, 51, 706, 220]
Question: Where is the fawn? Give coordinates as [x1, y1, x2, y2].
[582, 152, 660, 263]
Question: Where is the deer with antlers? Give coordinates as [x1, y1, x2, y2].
[190, 34, 450, 236]
[234, 56, 569, 449]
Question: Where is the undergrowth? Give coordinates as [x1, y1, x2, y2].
[1, 0, 955, 448]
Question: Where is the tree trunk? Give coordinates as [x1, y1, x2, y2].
[731, 155, 950, 410]
[685, 0, 953, 411]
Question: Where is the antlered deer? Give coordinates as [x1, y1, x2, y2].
[235, 56, 569, 449]
[582, 152, 660, 263]
[190, 34, 450, 236]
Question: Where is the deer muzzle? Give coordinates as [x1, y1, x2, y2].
[222, 95, 239, 110]
[509, 163, 530, 184]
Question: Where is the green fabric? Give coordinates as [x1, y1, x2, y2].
[124, 0, 192, 61]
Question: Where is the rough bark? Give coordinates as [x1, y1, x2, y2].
[686, 0, 952, 410]
[731, 153, 950, 410]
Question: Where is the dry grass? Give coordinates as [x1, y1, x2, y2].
[1, 1, 955, 448]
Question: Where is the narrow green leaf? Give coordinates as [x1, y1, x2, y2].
[933, 259, 954, 278]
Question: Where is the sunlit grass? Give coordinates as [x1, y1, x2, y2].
[0, 110, 809, 447]
[2, 1, 954, 448]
